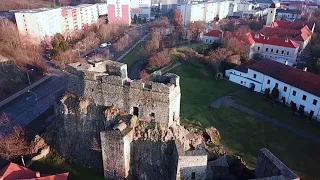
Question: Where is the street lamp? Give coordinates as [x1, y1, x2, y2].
[27, 69, 34, 85]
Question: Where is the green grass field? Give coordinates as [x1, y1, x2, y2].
[30, 154, 104, 180]
[121, 41, 145, 71]
[169, 62, 320, 180]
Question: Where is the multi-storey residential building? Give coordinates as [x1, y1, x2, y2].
[97, 3, 108, 16]
[131, 0, 151, 19]
[61, 4, 99, 35]
[14, 8, 62, 43]
[178, 1, 230, 26]
[108, 0, 131, 25]
[226, 59, 320, 120]
[276, 8, 302, 21]
[160, 0, 178, 13]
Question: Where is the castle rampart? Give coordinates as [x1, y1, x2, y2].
[66, 60, 181, 126]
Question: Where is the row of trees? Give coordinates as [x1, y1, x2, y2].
[51, 18, 129, 66]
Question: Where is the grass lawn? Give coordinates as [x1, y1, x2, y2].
[121, 41, 145, 71]
[233, 92, 320, 138]
[169, 62, 320, 180]
[30, 153, 104, 180]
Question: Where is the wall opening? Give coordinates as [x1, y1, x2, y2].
[150, 112, 155, 121]
[191, 172, 196, 180]
[173, 112, 176, 122]
[133, 107, 139, 117]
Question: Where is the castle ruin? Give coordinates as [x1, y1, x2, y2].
[45, 59, 299, 180]
[66, 59, 180, 126]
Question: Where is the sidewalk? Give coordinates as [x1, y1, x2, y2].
[116, 34, 148, 62]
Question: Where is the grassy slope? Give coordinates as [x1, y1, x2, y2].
[233, 92, 320, 137]
[121, 41, 145, 71]
[30, 154, 104, 180]
[169, 63, 320, 180]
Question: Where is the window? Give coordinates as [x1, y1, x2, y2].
[257, 47, 260, 50]
[241, 81, 243, 84]
[283, 86, 287, 92]
[253, 74, 257, 78]
[276, 49, 278, 53]
[271, 49, 273, 53]
[292, 90, 296, 96]
[267, 79, 270, 84]
[275, 83, 278, 87]
[206, 39, 208, 42]
[150, 112, 155, 119]
[281, 50, 284, 54]
[287, 51, 289, 55]
[302, 95, 307, 101]
[313, 99, 318, 105]
[271, 11, 273, 13]
[266, 48, 268, 52]
[192, 172, 196, 180]
[310, 110, 314, 117]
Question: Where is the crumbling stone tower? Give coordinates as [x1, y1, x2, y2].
[66, 60, 181, 126]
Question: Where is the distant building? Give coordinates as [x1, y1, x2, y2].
[201, 30, 223, 44]
[226, 59, 320, 120]
[61, 4, 99, 35]
[0, 162, 69, 180]
[276, 8, 302, 21]
[131, 0, 151, 20]
[160, 0, 178, 13]
[14, 8, 62, 43]
[107, 0, 131, 25]
[97, 3, 108, 16]
[178, 1, 230, 26]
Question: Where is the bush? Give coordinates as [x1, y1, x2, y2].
[264, 88, 270, 98]
[290, 102, 297, 112]
[299, 106, 305, 116]
[271, 87, 279, 100]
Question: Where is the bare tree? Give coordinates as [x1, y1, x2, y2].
[148, 49, 172, 69]
[139, 70, 150, 81]
[82, 31, 100, 50]
[53, 50, 83, 67]
[0, 113, 31, 160]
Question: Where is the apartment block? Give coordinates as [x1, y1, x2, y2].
[108, 0, 131, 25]
[131, 0, 151, 19]
[14, 8, 62, 43]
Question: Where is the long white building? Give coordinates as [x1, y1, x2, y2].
[226, 59, 320, 120]
[177, 1, 230, 26]
[14, 8, 62, 43]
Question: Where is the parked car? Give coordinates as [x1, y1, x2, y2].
[100, 43, 108, 48]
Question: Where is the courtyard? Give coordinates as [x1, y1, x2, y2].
[169, 62, 320, 180]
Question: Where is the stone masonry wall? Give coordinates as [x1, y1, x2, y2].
[66, 61, 181, 126]
[254, 148, 299, 180]
[100, 128, 134, 179]
[130, 140, 179, 180]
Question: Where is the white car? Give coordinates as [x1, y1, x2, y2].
[100, 43, 107, 48]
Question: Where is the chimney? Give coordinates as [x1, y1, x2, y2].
[254, 33, 259, 38]
[36, 172, 41, 178]
[285, 38, 289, 42]
[285, 61, 288, 65]
[303, 67, 307, 71]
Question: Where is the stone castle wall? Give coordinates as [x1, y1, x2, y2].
[66, 60, 181, 126]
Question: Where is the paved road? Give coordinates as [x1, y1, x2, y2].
[0, 74, 68, 128]
[210, 90, 320, 144]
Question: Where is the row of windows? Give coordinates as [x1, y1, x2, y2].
[257, 47, 290, 55]
[265, 79, 318, 106]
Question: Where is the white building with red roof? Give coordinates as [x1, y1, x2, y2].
[226, 59, 320, 120]
[247, 20, 314, 65]
[201, 30, 223, 44]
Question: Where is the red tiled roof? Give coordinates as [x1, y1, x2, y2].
[249, 33, 300, 48]
[203, 30, 222, 37]
[21, 173, 70, 180]
[233, 60, 258, 73]
[260, 24, 312, 41]
[249, 59, 320, 97]
[0, 163, 69, 180]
